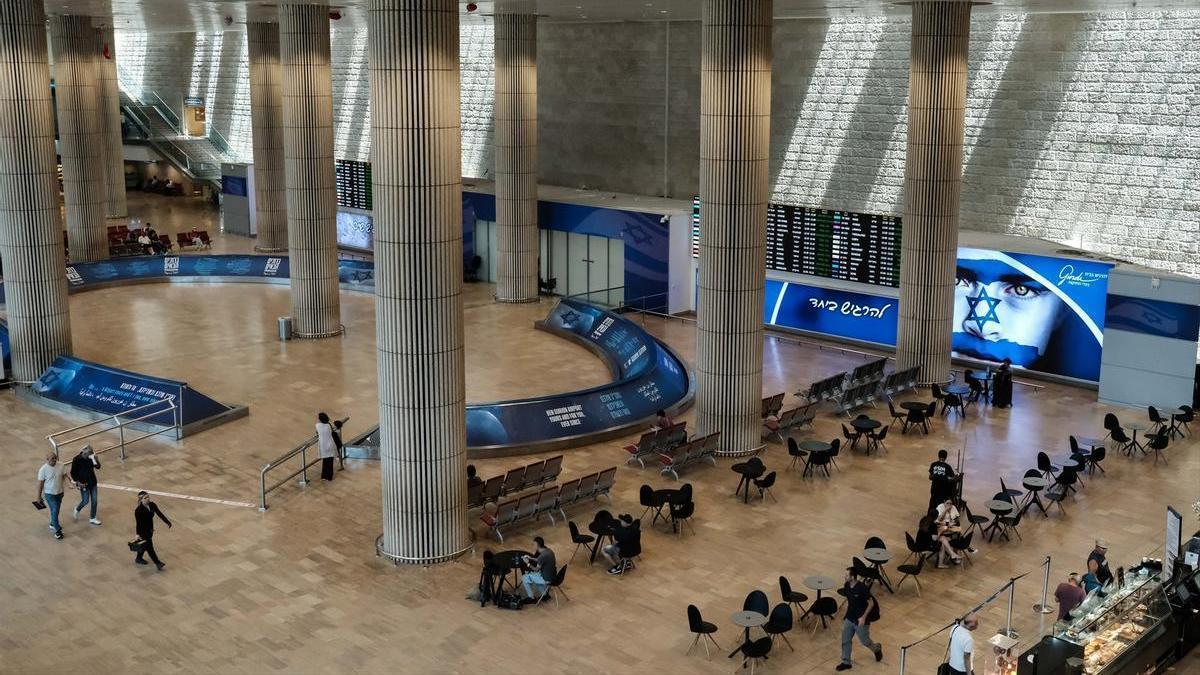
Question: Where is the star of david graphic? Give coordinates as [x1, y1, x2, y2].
[965, 288, 1001, 332]
[559, 309, 580, 327]
[623, 223, 652, 246]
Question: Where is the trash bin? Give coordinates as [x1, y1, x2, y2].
[278, 316, 293, 341]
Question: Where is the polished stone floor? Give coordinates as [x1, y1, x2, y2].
[1, 194, 1197, 674]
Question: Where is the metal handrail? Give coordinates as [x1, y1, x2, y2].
[208, 126, 233, 158]
[146, 90, 182, 134]
[258, 416, 348, 512]
[46, 397, 180, 462]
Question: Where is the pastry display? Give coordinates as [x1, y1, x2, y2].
[1054, 570, 1169, 674]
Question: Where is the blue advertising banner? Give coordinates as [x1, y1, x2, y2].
[222, 176, 247, 197]
[765, 280, 898, 346]
[1105, 294, 1200, 341]
[336, 211, 373, 250]
[464, 299, 690, 448]
[32, 356, 232, 426]
[952, 249, 1111, 381]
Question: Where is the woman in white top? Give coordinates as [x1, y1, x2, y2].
[934, 499, 963, 568]
[316, 412, 338, 481]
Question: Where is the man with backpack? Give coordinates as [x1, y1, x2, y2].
[837, 566, 883, 670]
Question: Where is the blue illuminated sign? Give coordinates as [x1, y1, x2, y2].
[1105, 294, 1200, 341]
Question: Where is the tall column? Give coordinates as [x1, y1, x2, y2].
[493, 13, 538, 303]
[248, 22, 288, 253]
[370, 0, 469, 565]
[695, 0, 772, 457]
[95, 26, 126, 219]
[279, 4, 341, 337]
[0, 0, 73, 380]
[50, 14, 107, 263]
[896, 1, 972, 385]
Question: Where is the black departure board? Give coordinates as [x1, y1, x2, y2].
[335, 159, 372, 210]
[692, 196, 902, 288]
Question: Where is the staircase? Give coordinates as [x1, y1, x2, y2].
[115, 73, 233, 187]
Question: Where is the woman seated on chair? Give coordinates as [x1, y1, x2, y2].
[921, 512, 962, 569]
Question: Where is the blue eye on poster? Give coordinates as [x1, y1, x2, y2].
[952, 249, 1111, 381]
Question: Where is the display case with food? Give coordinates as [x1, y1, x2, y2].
[1020, 567, 1175, 675]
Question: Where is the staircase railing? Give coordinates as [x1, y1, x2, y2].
[258, 416, 349, 511]
[46, 398, 180, 462]
[121, 104, 220, 180]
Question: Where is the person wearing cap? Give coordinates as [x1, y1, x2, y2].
[70, 445, 102, 525]
[1054, 573, 1086, 620]
[1088, 540, 1113, 586]
[133, 491, 172, 570]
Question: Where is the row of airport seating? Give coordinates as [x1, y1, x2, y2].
[763, 405, 816, 442]
[481, 467, 617, 542]
[659, 432, 721, 480]
[467, 455, 564, 508]
[623, 423, 688, 468]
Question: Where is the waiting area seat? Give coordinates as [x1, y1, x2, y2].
[467, 456, 564, 509]
[481, 466, 616, 541]
[659, 432, 721, 480]
[624, 423, 687, 468]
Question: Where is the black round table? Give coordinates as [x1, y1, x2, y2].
[944, 383, 970, 396]
[900, 401, 928, 412]
[850, 417, 881, 452]
[968, 372, 994, 402]
[588, 519, 617, 563]
[731, 462, 765, 503]
[797, 441, 830, 478]
[649, 487, 682, 525]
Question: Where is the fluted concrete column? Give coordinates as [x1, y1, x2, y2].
[493, 13, 538, 303]
[0, 0, 73, 380]
[279, 4, 341, 337]
[896, 1, 972, 385]
[95, 26, 126, 219]
[695, 0, 772, 457]
[248, 22, 288, 253]
[50, 15, 107, 263]
[370, 0, 469, 565]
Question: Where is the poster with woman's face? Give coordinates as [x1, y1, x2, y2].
[951, 248, 1111, 381]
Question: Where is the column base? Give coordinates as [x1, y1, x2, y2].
[494, 295, 540, 304]
[253, 246, 288, 254]
[292, 325, 346, 339]
[375, 534, 474, 566]
[715, 445, 766, 459]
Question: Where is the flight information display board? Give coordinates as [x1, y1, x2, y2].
[692, 196, 902, 288]
[335, 159, 372, 210]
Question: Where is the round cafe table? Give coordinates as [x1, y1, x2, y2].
[945, 384, 970, 396]
[1166, 407, 1187, 439]
[491, 550, 531, 598]
[1019, 476, 1050, 517]
[728, 610, 768, 658]
[850, 417, 881, 452]
[798, 441, 831, 478]
[969, 371, 994, 402]
[900, 401, 928, 412]
[1124, 422, 1148, 455]
[731, 462, 765, 504]
[983, 500, 1014, 542]
[862, 547, 894, 593]
[803, 574, 837, 599]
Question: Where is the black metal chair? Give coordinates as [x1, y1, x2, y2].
[1175, 405, 1194, 436]
[895, 553, 926, 596]
[809, 596, 838, 631]
[1054, 466, 1080, 498]
[1044, 487, 1069, 515]
[1149, 406, 1168, 435]
[828, 438, 842, 472]
[763, 603, 795, 652]
[685, 604, 721, 658]
[1146, 430, 1170, 465]
[736, 637, 773, 674]
[567, 521, 595, 562]
[1037, 452, 1060, 480]
[868, 426, 889, 454]
[536, 564, 570, 607]
[1087, 445, 1107, 475]
[963, 501, 990, 539]
[639, 484, 667, 524]
[842, 423, 862, 450]
[902, 406, 928, 434]
[753, 471, 778, 503]
[943, 393, 966, 418]
[997, 508, 1024, 542]
[887, 399, 906, 429]
[669, 500, 695, 536]
[743, 589, 770, 616]
[1102, 412, 1121, 439]
[787, 437, 807, 471]
[1110, 427, 1135, 456]
[778, 576, 809, 620]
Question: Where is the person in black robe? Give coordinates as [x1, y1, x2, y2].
[992, 358, 1014, 408]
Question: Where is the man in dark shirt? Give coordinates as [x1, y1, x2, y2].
[837, 567, 883, 670]
[1055, 573, 1086, 620]
[134, 491, 172, 570]
[520, 537, 556, 603]
[69, 445, 102, 525]
[1088, 540, 1113, 586]
[928, 449, 956, 515]
[603, 514, 641, 575]
[466, 464, 484, 489]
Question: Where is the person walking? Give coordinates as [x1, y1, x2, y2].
[837, 566, 883, 670]
[316, 412, 337, 482]
[133, 491, 172, 570]
[70, 445, 102, 525]
[35, 452, 73, 540]
[945, 613, 978, 675]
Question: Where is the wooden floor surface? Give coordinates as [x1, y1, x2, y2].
[1, 194, 1197, 674]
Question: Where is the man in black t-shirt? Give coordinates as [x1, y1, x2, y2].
[1088, 539, 1113, 586]
[837, 567, 883, 670]
[928, 449, 956, 515]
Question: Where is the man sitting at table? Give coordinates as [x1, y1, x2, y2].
[652, 409, 674, 431]
[520, 537, 556, 604]
[603, 513, 642, 575]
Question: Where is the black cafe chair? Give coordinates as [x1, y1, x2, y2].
[1148, 406, 1168, 435]
[1110, 426, 1135, 456]
[1037, 452, 1060, 480]
[1147, 430, 1170, 465]
[778, 576, 809, 620]
[763, 603, 795, 652]
[1175, 405, 1194, 436]
[887, 399, 906, 429]
[685, 605, 721, 658]
[639, 484, 667, 524]
[736, 637, 773, 674]
[787, 437, 807, 471]
[753, 471, 778, 503]
[669, 500, 696, 536]
[536, 564, 570, 607]
[828, 438, 842, 472]
[1102, 412, 1121, 439]
[868, 426, 889, 454]
[743, 589, 770, 616]
[1087, 444, 1107, 475]
[943, 393, 966, 418]
[568, 521, 595, 563]
[809, 596, 838, 631]
[895, 554, 926, 597]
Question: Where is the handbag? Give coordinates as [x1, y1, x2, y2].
[128, 538, 147, 553]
